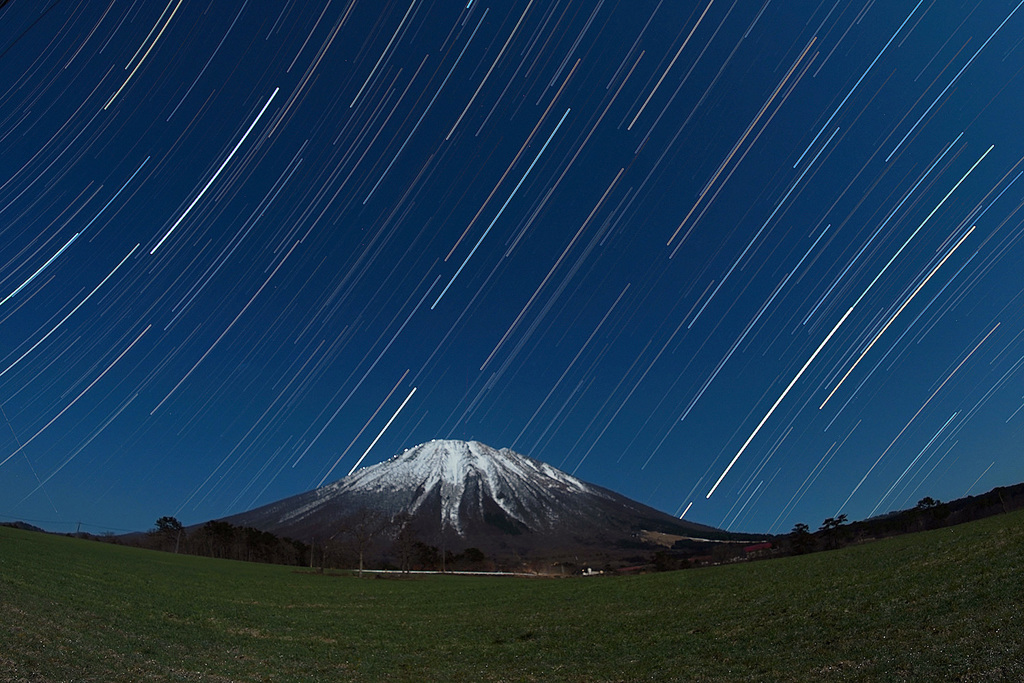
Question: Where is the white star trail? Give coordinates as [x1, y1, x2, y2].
[2, 1, 1022, 535]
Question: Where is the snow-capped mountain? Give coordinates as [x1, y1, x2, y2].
[223, 439, 738, 559]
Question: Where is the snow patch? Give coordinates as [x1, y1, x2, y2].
[321, 439, 606, 535]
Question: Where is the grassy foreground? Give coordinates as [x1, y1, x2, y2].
[2, 512, 1022, 682]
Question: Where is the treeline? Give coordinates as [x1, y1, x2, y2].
[781, 482, 1024, 557]
[141, 517, 310, 566]
[870, 483, 1024, 531]
[648, 483, 1024, 571]
[643, 483, 1024, 573]
[132, 513, 495, 573]
[102, 482, 1024, 574]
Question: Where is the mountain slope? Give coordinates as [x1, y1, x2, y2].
[223, 439, 748, 560]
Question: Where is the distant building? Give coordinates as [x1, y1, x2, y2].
[743, 541, 773, 558]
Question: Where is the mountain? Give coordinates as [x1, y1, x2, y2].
[223, 439, 754, 563]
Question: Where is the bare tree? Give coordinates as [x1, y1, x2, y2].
[337, 508, 386, 577]
[391, 512, 418, 574]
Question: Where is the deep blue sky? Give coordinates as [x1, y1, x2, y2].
[2, 1, 1023, 535]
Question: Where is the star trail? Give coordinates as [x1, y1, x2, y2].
[2, 1, 1024, 536]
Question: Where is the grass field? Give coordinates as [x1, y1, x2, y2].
[2, 510, 1022, 682]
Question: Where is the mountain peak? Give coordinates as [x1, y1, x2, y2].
[384, 439, 502, 483]
[341, 439, 594, 534]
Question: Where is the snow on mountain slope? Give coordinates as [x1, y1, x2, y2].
[223, 439, 737, 556]
[277, 440, 605, 534]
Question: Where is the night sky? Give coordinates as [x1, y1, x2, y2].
[3, 1, 1024, 536]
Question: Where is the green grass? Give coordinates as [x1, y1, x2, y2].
[2, 511, 1023, 682]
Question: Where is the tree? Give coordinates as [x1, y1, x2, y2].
[414, 541, 441, 570]
[915, 496, 949, 529]
[241, 526, 280, 563]
[652, 550, 677, 572]
[461, 547, 486, 566]
[818, 514, 848, 550]
[153, 516, 184, 552]
[789, 522, 815, 554]
[200, 520, 237, 558]
[337, 508, 386, 577]
[391, 513, 418, 574]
